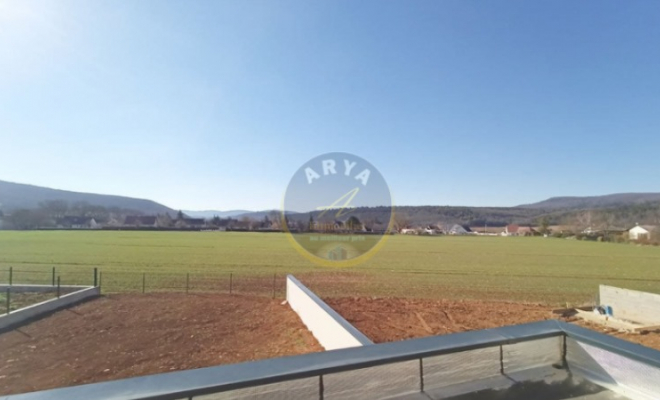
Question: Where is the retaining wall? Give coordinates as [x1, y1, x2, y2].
[600, 285, 660, 326]
[286, 275, 372, 350]
[0, 284, 90, 294]
[0, 286, 100, 331]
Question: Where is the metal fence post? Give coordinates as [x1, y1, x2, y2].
[186, 273, 190, 294]
[9, 267, 12, 286]
[499, 345, 505, 375]
[57, 276, 61, 298]
[142, 273, 146, 294]
[93, 268, 98, 287]
[229, 273, 233, 295]
[99, 271, 103, 293]
[5, 288, 10, 315]
[52, 267, 56, 286]
[419, 358, 424, 391]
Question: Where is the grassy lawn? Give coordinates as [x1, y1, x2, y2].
[0, 231, 659, 304]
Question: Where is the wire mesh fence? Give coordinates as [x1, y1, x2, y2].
[0, 267, 286, 299]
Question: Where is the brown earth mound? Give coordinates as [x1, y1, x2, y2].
[325, 297, 660, 351]
[0, 293, 321, 395]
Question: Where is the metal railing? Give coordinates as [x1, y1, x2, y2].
[0, 267, 284, 298]
[4, 320, 660, 400]
[1, 268, 98, 315]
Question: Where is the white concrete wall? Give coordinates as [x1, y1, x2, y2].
[286, 275, 372, 350]
[0, 284, 91, 293]
[600, 285, 660, 326]
[0, 286, 100, 330]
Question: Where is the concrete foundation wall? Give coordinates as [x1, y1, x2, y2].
[0, 286, 100, 331]
[286, 275, 372, 350]
[0, 284, 91, 294]
[599, 285, 660, 326]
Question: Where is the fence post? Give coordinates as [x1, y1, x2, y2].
[229, 273, 233, 295]
[9, 267, 12, 286]
[272, 273, 276, 299]
[99, 271, 103, 293]
[142, 273, 146, 294]
[5, 288, 10, 315]
[57, 276, 61, 298]
[186, 273, 190, 294]
[52, 267, 56, 286]
[93, 268, 98, 287]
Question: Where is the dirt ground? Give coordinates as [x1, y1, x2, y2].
[0, 293, 321, 396]
[325, 297, 660, 350]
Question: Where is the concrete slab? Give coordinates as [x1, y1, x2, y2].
[0, 286, 100, 331]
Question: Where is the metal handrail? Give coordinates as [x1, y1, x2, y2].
[3, 320, 660, 400]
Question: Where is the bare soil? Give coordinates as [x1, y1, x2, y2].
[0, 293, 321, 395]
[325, 297, 660, 350]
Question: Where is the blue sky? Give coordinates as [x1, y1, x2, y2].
[1, 0, 659, 211]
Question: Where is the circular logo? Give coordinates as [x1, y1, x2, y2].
[283, 152, 393, 267]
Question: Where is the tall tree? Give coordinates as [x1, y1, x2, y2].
[538, 216, 550, 234]
[394, 212, 410, 231]
[39, 200, 69, 218]
[346, 216, 361, 231]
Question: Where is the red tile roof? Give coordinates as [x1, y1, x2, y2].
[506, 224, 520, 233]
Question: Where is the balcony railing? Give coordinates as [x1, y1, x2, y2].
[3, 320, 660, 400]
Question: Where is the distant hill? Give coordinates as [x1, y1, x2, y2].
[2, 179, 658, 230]
[183, 210, 252, 219]
[235, 210, 298, 220]
[0, 180, 175, 214]
[518, 193, 660, 210]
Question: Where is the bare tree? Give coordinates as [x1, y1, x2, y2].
[574, 211, 593, 233]
[393, 212, 410, 231]
[38, 200, 69, 218]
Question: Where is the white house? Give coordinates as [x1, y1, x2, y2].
[628, 224, 653, 241]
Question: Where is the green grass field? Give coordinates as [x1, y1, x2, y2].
[1, 231, 659, 305]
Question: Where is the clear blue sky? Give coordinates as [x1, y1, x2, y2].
[1, 0, 659, 211]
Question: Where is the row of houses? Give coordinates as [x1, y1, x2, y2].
[399, 224, 541, 236]
[49, 216, 660, 240]
[575, 223, 657, 240]
[55, 215, 207, 229]
[400, 224, 474, 235]
[401, 223, 658, 241]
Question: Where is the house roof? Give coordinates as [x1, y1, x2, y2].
[124, 216, 157, 225]
[183, 218, 205, 225]
[628, 224, 657, 232]
[448, 224, 471, 232]
[506, 224, 520, 233]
